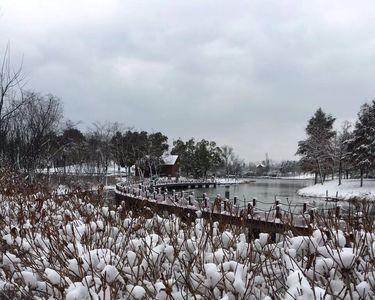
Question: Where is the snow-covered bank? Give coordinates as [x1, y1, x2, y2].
[38, 162, 133, 176]
[298, 179, 375, 200]
[278, 173, 315, 180]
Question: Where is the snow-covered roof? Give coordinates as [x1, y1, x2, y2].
[163, 155, 179, 165]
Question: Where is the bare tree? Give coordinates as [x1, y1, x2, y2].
[221, 145, 233, 177]
[0, 45, 27, 166]
[7, 92, 62, 179]
[86, 122, 119, 183]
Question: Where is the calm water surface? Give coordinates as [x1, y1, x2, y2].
[188, 178, 314, 211]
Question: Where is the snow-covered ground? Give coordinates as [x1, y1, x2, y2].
[215, 178, 255, 185]
[298, 179, 375, 200]
[279, 173, 315, 180]
[38, 162, 134, 176]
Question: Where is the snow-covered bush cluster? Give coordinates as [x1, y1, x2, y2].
[0, 173, 375, 299]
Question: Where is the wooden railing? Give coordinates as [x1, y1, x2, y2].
[115, 182, 370, 238]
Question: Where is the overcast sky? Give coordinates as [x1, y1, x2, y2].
[0, 1, 374, 162]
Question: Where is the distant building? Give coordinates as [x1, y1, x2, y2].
[256, 163, 266, 176]
[160, 155, 180, 177]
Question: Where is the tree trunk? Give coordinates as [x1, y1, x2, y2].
[149, 161, 153, 179]
[360, 168, 364, 187]
[338, 160, 342, 186]
[314, 172, 318, 185]
[63, 155, 66, 176]
[316, 159, 324, 185]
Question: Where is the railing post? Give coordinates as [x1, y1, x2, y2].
[247, 203, 252, 216]
[309, 209, 315, 224]
[275, 199, 281, 219]
[215, 195, 221, 213]
[276, 205, 281, 219]
[225, 187, 230, 200]
[336, 205, 341, 219]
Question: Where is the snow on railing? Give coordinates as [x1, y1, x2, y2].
[120, 181, 370, 233]
[115, 182, 349, 230]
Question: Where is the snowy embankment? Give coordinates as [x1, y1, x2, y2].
[298, 179, 375, 201]
[38, 162, 131, 176]
[278, 173, 315, 180]
[215, 178, 254, 185]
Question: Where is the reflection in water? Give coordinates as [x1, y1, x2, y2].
[187, 178, 314, 211]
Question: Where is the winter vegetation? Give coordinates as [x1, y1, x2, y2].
[1, 170, 375, 299]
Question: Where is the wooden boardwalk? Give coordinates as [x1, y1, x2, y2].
[115, 183, 313, 237]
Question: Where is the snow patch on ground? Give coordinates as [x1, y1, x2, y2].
[216, 178, 254, 185]
[298, 179, 375, 200]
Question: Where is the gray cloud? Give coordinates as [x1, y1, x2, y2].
[1, 0, 374, 161]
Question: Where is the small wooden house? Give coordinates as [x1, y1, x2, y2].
[160, 155, 180, 177]
[256, 163, 266, 176]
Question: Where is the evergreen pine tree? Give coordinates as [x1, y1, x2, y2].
[297, 108, 336, 184]
[348, 101, 375, 187]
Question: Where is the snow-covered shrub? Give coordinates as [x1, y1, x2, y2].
[0, 171, 374, 299]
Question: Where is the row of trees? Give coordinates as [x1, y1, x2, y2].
[55, 131, 248, 180]
[111, 130, 168, 178]
[171, 139, 223, 178]
[297, 102, 375, 186]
